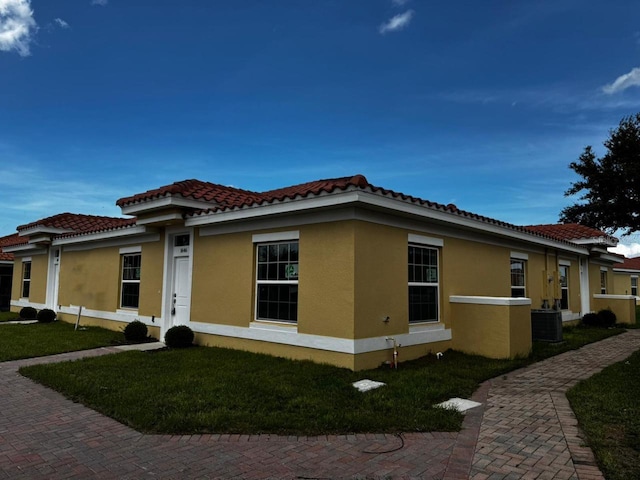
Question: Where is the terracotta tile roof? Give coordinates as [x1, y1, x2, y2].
[0, 233, 19, 261]
[260, 175, 370, 202]
[17, 213, 136, 234]
[186, 175, 577, 247]
[523, 223, 618, 244]
[614, 256, 640, 271]
[178, 175, 372, 215]
[116, 179, 263, 208]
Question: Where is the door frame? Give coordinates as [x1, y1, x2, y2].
[45, 247, 61, 310]
[162, 228, 194, 340]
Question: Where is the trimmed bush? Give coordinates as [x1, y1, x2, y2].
[123, 320, 148, 342]
[581, 312, 599, 326]
[597, 309, 617, 327]
[37, 309, 57, 323]
[581, 310, 617, 328]
[165, 325, 194, 349]
[19, 306, 37, 320]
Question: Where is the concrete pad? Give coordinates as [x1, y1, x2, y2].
[436, 397, 482, 412]
[352, 379, 386, 392]
[113, 342, 165, 352]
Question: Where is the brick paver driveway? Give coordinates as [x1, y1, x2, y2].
[0, 330, 638, 479]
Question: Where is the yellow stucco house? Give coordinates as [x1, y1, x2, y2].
[2, 175, 636, 370]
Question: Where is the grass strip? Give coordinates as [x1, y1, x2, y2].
[0, 311, 20, 322]
[567, 349, 640, 480]
[0, 321, 125, 362]
[19, 324, 623, 435]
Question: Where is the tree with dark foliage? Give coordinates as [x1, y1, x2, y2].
[560, 113, 640, 235]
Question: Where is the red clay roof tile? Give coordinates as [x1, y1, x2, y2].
[0, 233, 20, 261]
[17, 213, 136, 234]
[523, 223, 617, 243]
[116, 179, 262, 208]
[614, 256, 640, 270]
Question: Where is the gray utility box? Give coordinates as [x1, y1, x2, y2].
[531, 309, 563, 342]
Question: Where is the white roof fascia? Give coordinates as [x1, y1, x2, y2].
[136, 212, 184, 226]
[52, 226, 152, 246]
[598, 253, 625, 264]
[3, 243, 40, 253]
[572, 237, 618, 247]
[613, 267, 640, 273]
[187, 189, 590, 255]
[120, 195, 216, 216]
[18, 226, 71, 237]
[3, 244, 47, 255]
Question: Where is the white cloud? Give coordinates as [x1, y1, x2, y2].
[54, 18, 69, 29]
[609, 243, 640, 258]
[392, 0, 411, 6]
[379, 9, 414, 35]
[0, 0, 37, 56]
[602, 67, 640, 95]
[91, 0, 108, 5]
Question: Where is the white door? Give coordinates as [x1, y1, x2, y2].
[579, 257, 590, 316]
[46, 249, 61, 309]
[171, 256, 190, 326]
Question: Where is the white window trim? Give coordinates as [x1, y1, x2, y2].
[600, 269, 608, 294]
[408, 243, 440, 324]
[119, 246, 142, 255]
[510, 251, 529, 261]
[120, 252, 141, 310]
[252, 231, 299, 243]
[559, 264, 569, 310]
[21, 259, 32, 300]
[510, 258, 526, 297]
[254, 238, 299, 324]
[408, 233, 443, 248]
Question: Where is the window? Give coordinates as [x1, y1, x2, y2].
[121, 254, 141, 309]
[600, 270, 607, 294]
[559, 265, 569, 310]
[408, 245, 439, 323]
[510, 259, 526, 297]
[21, 261, 31, 298]
[256, 241, 299, 323]
[632, 276, 638, 297]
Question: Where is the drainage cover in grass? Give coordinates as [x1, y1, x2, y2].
[352, 379, 386, 392]
[435, 397, 482, 412]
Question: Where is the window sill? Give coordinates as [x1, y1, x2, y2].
[409, 321, 444, 333]
[250, 321, 298, 333]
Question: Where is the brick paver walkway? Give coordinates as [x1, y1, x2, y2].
[470, 329, 640, 480]
[0, 330, 638, 479]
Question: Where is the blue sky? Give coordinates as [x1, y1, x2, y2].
[2, 0, 640, 252]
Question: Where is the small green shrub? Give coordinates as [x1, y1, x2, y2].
[165, 325, 194, 348]
[582, 310, 617, 328]
[581, 312, 599, 326]
[19, 306, 37, 320]
[36, 309, 56, 323]
[597, 309, 616, 327]
[123, 320, 148, 342]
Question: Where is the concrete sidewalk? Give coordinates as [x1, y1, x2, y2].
[0, 330, 637, 479]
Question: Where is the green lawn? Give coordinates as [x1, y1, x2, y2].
[0, 321, 125, 362]
[567, 349, 640, 480]
[0, 311, 20, 322]
[18, 324, 623, 435]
